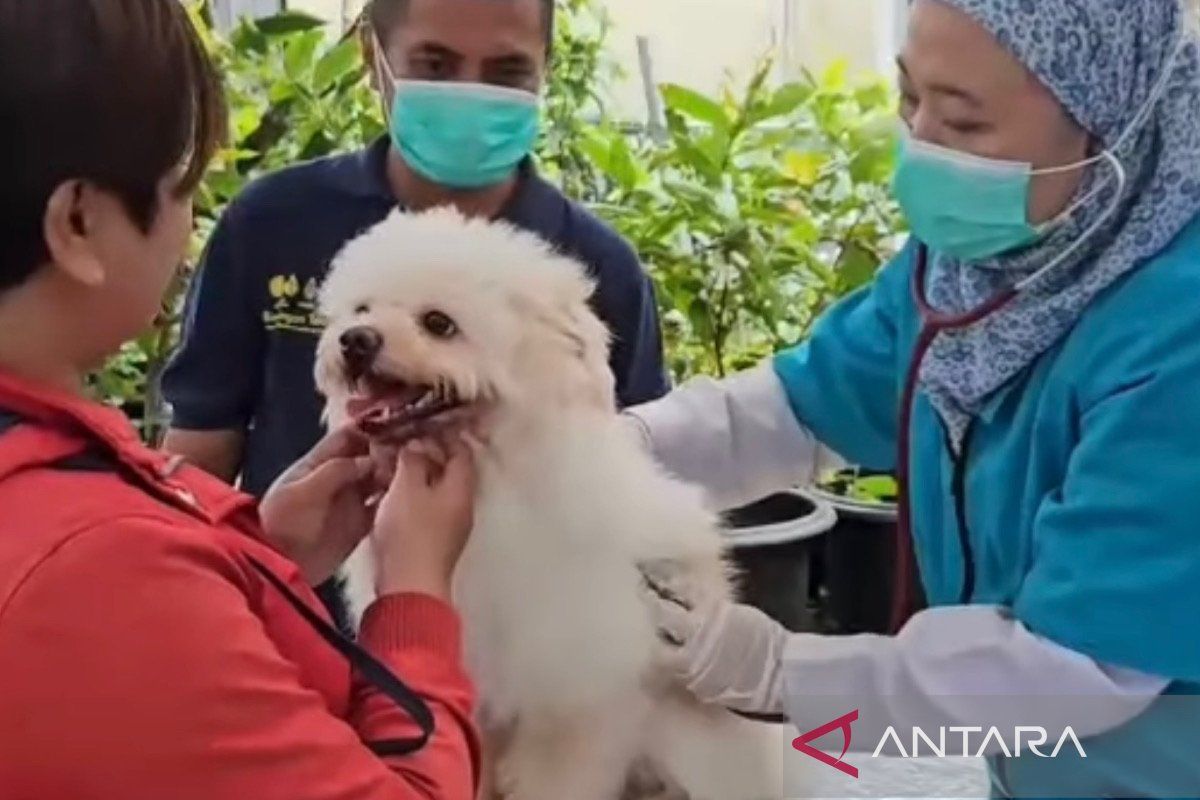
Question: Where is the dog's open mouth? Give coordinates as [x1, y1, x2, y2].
[347, 373, 465, 439]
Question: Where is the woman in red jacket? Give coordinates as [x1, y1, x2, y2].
[0, 2, 480, 798]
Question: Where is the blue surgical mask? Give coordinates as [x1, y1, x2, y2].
[891, 134, 1100, 262]
[893, 32, 1184, 288]
[891, 30, 1187, 267]
[375, 41, 540, 189]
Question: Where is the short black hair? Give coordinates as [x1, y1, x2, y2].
[367, 0, 556, 55]
[0, 0, 226, 292]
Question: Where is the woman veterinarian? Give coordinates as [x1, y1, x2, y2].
[0, 2, 480, 798]
[633, 0, 1200, 796]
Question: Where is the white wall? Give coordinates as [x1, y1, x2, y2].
[604, 1, 899, 122]
[211, 0, 283, 30]
[601, 0, 781, 121]
[290, 0, 360, 28]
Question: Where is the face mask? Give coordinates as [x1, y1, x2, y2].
[375, 40, 540, 190]
[892, 35, 1183, 265]
[892, 134, 1109, 262]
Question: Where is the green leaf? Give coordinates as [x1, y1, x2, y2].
[608, 135, 641, 190]
[256, 11, 326, 37]
[820, 59, 849, 91]
[688, 298, 714, 341]
[577, 132, 612, 174]
[284, 31, 321, 80]
[783, 150, 827, 186]
[714, 183, 740, 221]
[267, 78, 299, 105]
[851, 475, 898, 503]
[751, 81, 814, 124]
[670, 135, 722, 184]
[837, 242, 880, 293]
[741, 57, 775, 113]
[854, 81, 893, 112]
[314, 39, 362, 93]
[232, 105, 264, 140]
[695, 129, 730, 169]
[660, 84, 729, 131]
[230, 22, 269, 54]
[789, 215, 821, 247]
[299, 129, 336, 161]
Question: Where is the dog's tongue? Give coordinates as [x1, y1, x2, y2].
[346, 383, 427, 430]
[346, 396, 381, 419]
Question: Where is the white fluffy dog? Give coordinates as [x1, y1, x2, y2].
[315, 209, 784, 800]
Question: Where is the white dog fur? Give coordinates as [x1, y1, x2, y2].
[315, 208, 786, 800]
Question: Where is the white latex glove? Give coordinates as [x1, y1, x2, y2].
[641, 562, 790, 715]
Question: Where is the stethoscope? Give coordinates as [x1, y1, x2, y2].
[888, 139, 1134, 633]
[889, 243, 1019, 633]
[885, 32, 1182, 633]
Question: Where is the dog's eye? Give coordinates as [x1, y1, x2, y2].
[421, 310, 458, 339]
[354, 303, 370, 315]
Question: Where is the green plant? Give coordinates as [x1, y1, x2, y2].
[538, 0, 619, 201]
[193, 9, 383, 218]
[819, 469, 899, 505]
[584, 59, 904, 380]
[92, 0, 909, 444]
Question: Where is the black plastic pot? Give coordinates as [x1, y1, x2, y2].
[811, 476, 899, 635]
[722, 490, 836, 633]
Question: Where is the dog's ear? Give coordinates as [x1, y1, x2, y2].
[511, 287, 615, 411]
[564, 302, 616, 406]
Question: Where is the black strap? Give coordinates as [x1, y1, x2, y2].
[247, 558, 434, 756]
[0, 411, 115, 472]
[0, 410, 21, 436]
[0, 408, 434, 757]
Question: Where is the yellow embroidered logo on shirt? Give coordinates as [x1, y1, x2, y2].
[263, 273, 326, 335]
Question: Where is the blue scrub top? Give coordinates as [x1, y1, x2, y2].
[774, 218, 1200, 798]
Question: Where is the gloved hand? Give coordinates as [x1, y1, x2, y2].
[640, 561, 790, 716]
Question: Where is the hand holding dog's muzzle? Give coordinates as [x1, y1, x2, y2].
[260, 425, 376, 586]
[372, 434, 479, 601]
[640, 563, 790, 716]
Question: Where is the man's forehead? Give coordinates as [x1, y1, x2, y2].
[395, 0, 547, 43]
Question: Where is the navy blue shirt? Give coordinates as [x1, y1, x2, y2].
[163, 138, 669, 497]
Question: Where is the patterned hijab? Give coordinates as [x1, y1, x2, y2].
[917, 0, 1200, 446]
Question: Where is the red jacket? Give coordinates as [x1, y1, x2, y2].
[0, 372, 480, 799]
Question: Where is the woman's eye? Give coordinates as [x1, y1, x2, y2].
[946, 119, 989, 135]
[421, 310, 459, 339]
[354, 304, 370, 315]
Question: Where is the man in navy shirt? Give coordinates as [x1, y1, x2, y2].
[162, 0, 668, 500]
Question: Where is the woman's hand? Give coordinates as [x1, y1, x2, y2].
[259, 426, 375, 586]
[641, 561, 790, 715]
[373, 434, 478, 601]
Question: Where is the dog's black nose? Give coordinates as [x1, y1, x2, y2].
[340, 326, 383, 373]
